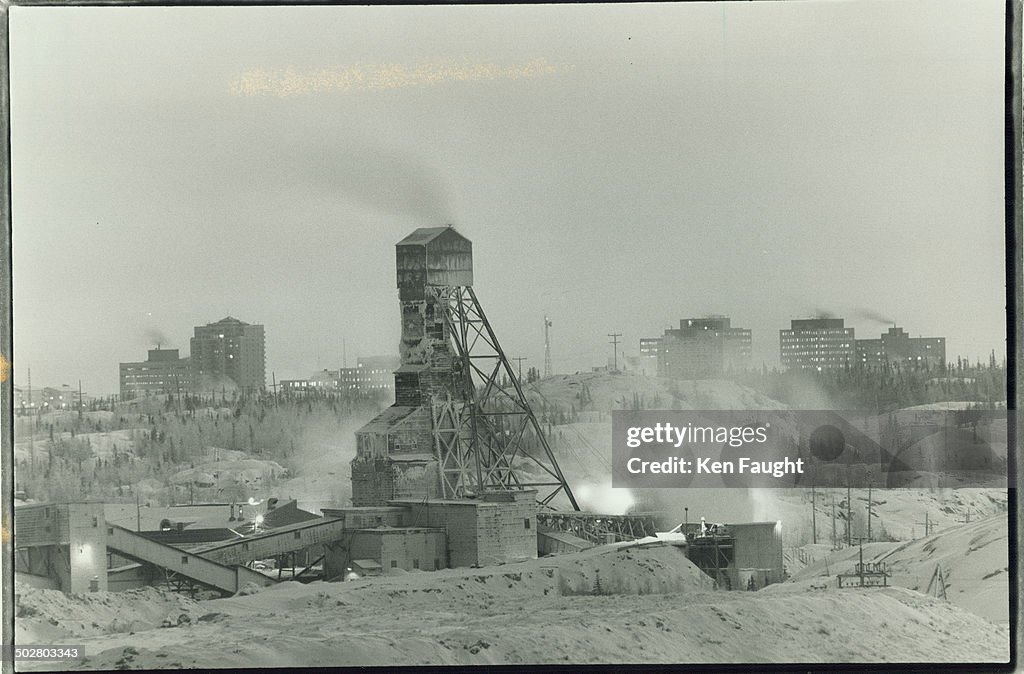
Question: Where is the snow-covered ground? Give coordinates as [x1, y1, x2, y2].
[785, 514, 1010, 624]
[754, 487, 1007, 546]
[14, 542, 1008, 669]
[14, 429, 139, 464]
[11, 376, 1012, 667]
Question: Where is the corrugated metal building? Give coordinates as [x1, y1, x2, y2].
[14, 501, 108, 593]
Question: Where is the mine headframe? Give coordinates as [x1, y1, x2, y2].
[429, 284, 579, 510]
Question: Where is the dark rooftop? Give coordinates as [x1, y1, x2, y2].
[206, 316, 250, 326]
[396, 226, 469, 246]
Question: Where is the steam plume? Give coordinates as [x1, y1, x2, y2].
[853, 307, 895, 325]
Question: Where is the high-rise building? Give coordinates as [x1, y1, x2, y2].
[641, 317, 752, 378]
[779, 318, 855, 371]
[119, 348, 194, 400]
[855, 326, 945, 370]
[190, 316, 266, 393]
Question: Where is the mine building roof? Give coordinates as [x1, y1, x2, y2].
[396, 226, 464, 246]
[356, 406, 422, 434]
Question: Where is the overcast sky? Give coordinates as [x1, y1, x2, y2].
[10, 1, 1007, 395]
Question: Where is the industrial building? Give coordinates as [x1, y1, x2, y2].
[343, 226, 590, 568]
[15, 497, 785, 595]
[119, 347, 194, 400]
[16, 228, 792, 599]
[14, 502, 110, 593]
[677, 521, 785, 590]
[319, 491, 538, 578]
[855, 326, 946, 370]
[779, 318, 856, 371]
[641, 317, 752, 378]
[190, 316, 266, 393]
[350, 227, 473, 507]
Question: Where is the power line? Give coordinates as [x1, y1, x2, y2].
[607, 333, 622, 372]
[511, 356, 527, 382]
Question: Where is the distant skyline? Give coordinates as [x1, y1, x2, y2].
[10, 2, 1008, 395]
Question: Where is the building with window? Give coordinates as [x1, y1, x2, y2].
[779, 318, 855, 371]
[307, 369, 340, 390]
[189, 317, 266, 393]
[279, 379, 309, 394]
[636, 337, 662, 375]
[641, 317, 752, 379]
[855, 326, 946, 370]
[119, 348, 194, 400]
[338, 356, 400, 393]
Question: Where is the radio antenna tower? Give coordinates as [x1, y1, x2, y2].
[544, 316, 553, 378]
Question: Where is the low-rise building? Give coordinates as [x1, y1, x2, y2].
[338, 356, 400, 393]
[641, 317, 752, 379]
[855, 326, 945, 370]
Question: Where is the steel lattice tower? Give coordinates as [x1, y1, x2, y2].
[431, 286, 577, 508]
[351, 227, 578, 511]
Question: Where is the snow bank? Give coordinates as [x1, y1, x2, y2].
[14, 541, 1008, 670]
[784, 514, 1010, 624]
[14, 586, 202, 643]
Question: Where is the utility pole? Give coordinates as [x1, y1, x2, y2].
[831, 493, 837, 549]
[811, 484, 817, 544]
[847, 483, 852, 547]
[608, 333, 622, 372]
[866, 483, 872, 542]
[858, 537, 864, 585]
[544, 317, 553, 378]
[512, 357, 527, 382]
[850, 536, 870, 586]
[78, 380, 84, 420]
[271, 372, 279, 407]
[916, 512, 933, 538]
[29, 369, 35, 467]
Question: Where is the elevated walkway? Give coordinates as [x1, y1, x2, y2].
[538, 530, 593, 555]
[188, 516, 350, 566]
[106, 524, 274, 595]
[537, 512, 658, 545]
